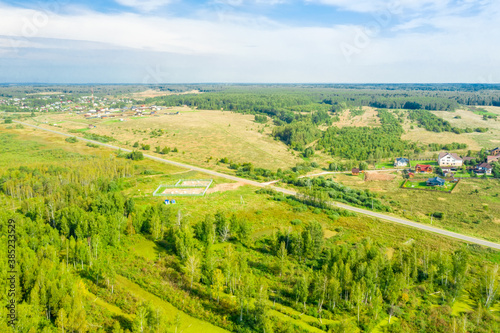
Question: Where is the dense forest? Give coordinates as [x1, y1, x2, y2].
[149, 84, 500, 112]
[1, 148, 500, 332]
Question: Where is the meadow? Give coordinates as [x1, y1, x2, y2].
[29, 110, 301, 171]
[1, 123, 500, 333]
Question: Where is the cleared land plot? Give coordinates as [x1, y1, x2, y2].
[365, 171, 397, 181]
[153, 179, 213, 196]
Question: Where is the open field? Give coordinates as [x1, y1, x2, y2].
[431, 107, 500, 149]
[332, 172, 500, 243]
[333, 106, 381, 128]
[30, 110, 300, 171]
[129, 89, 202, 99]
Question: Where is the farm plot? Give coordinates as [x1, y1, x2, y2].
[153, 179, 213, 196]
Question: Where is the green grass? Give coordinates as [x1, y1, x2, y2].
[472, 109, 498, 117]
[402, 180, 457, 192]
[69, 128, 91, 133]
[410, 160, 438, 167]
[374, 161, 394, 169]
[115, 275, 229, 333]
[451, 292, 475, 316]
[129, 235, 167, 261]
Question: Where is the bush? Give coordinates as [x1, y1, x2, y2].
[126, 151, 144, 161]
[65, 137, 78, 143]
[4, 119, 13, 124]
[290, 219, 302, 226]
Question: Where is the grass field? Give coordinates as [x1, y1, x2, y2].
[374, 161, 395, 169]
[332, 172, 500, 243]
[30, 110, 301, 171]
[430, 107, 500, 149]
[401, 180, 457, 192]
[410, 160, 438, 167]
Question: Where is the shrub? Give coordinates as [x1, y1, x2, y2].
[290, 219, 302, 226]
[65, 137, 78, 143]
[126, 151, 144, 161]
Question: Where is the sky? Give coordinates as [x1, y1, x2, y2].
[0, 0, 498, 83]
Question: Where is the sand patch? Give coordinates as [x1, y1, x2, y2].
[364, 171, 397, 181]
[207, 181, 246, 194]
[437, 197, 446, 201]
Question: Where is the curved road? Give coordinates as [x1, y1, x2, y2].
[15, 120, 500, 250]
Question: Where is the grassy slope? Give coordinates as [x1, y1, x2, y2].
[30, 110, 300, 171]
[115, 275, 229, 333]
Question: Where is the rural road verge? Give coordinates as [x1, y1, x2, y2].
[14, 120, 500, 250]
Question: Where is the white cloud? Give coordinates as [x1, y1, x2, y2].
[114, 0, 173, 12]
[0, 1, 498, 82]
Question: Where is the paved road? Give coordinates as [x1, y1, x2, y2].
[15, 120, 500, 250]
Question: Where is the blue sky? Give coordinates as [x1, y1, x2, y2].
[0, 0, 498, 83]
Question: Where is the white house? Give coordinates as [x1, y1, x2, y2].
[394, 158, 409, 167]
[438, 152, 463, 167]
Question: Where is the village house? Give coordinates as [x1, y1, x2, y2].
[394, 157, 409, 167]
[415, 164, 433, 173]
[490, 147, 500, 156]
[352, 168, 360, 176]
[487, 155, 500, 164]
[426, 177, 445, 186]
[475, 163, 493, 175]
[438, 152, 463, 167]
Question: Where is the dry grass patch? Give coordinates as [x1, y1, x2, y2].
[364, 171, 397, 181]
[36, 110, 299, 171]
[430, 108, 500, 148]
[129, 89, 202, 98]
[207, 181, 246, 194]
[333, 106, 381, 128]
[402, 126, 480, 151]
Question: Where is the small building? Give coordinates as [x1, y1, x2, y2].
[487, 155, 500, 164]
[88, 124, 95, 129]
[415, 164, 433, 173]
[490, 147, 500, 156]
[408, 172, 415, 178]
[475, 163, 493, 175]
[440, 167, 455, 177]
[427, 177, 445, 186]
[352, 168, 360, 176]
[438, 152, 463, 167]
[394, 158, 409, 167]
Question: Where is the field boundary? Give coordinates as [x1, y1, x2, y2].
[401, 179, 460, 193]
[153, 179, 213, 197]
